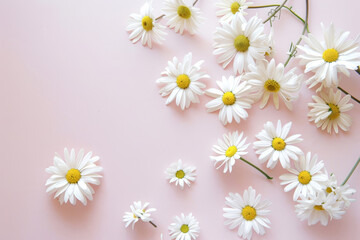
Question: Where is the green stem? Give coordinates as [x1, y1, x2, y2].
[342, 158, 360, 186]
[240, 157, 273, 180]
[149, 221, 157, 228]
[356, 66, 360, 75]
[337, 86, 360, 104]
[262, 0, 288, 24]
[193, 0, 198, 6]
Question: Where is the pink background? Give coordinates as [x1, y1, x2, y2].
[1, 0, 360, 239]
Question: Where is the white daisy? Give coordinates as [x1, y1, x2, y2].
[169, 213, 200, 240]
[165, 159, 196, 189]
[245, 58, 303, 110]
[162, 0, 204, 35]
[224, 186, 271, 240]
[123, 201, 157, 229]
[216, 0, 253, 24]
[253, 120, 303, 169]
[308, 88, 353, 134]
[279, 152, 328, 201]
[156, 52, 209, 110]
[126, 1, 167, 48]
[210, 131, 250, 173]
[297, 23, 360, 90]
[45, 148, 102, 206]
[205, 75, 254, 125]
[213, 15, 268, 75]
[323, 172, 356, 208]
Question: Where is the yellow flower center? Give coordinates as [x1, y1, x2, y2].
[222, 92, 236, 105]
[314, 205, 324, 211]
[66, 168, 81, 184]
[176, 74, 191, 89]
[133, 214, 138, 219]
[231, 2, 240, 14]
[326, 187, 333, 193]
[177, 5, 191, 19]
[234, 35, 250, 52]
[180, 224, 189, 233]
[327, 103, 340, 120]
[272, 137, 286, 151]
[141, 16, 153, 31]
[298, 171, 312, 185]
[242, 205, 256, 221]
[322, 48, 339, 62]
[176, 170, 185, 179]
[264, 79, 280, 92]
[225, 146, 237, 157]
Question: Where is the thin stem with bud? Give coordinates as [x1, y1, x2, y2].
[240, 157, 273, 180]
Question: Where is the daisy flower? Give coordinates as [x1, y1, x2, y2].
[253, 120, 303, 169]
[224, 186, 271, 240]
[169, 213, 200, 240]
[157, 52, 209, 110]
[216, 0, 253, 24]
[205, 75, 254, 125]
[297, 23, 360, 90]
[245, 58, 303, 110]
[162, 0, 204, 35]
[213, 15, 268, 75]
[126, 1, 167, 48]
[308, 88, 353, 134]
[165, 159, 196, 189]
[45, 148, 102, 206]
[210, 131, 249, 173]
[279, 152, 328, 201]
[123, 201, 157, 229]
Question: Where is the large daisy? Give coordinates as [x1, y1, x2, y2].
[126, 1, 167, 48]
[123, 201, 157, 229]
[169, 213, 200, 240]
[157, 52, 209, 110]
[45, 148, 102, 206]
[308, 88, 353, 134]
[216, 0, 253, 24]
[297, 23, 360, 90]
[165, 159, 196, 189]
[224, 186, 271, 240]
[213, 15, 268, 75]
[205, 75, 254, 125]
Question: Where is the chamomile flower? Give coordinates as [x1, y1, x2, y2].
[169, 213, 200, 240]
[157, 52, 209, 110]
[224, 187, 271, 240]
[210, 131, 250, 173]
[165, 159, 196, 189]
[126, 1, 167, 48]
[253, 120, 303, 169]
[308, 88, 353, 134]
[323, 172, 356, 208]
[162, 0, 204, 35]
[279, 152, 328, 201]
[45, 148, 102, 206]
[297, 23, 360, 90]
[216, 0, 253, 24]
[205, 75, 254, 125]
[213, 15, 268, 75]
[245, 59, 303, 110]
[123, 201, 157, 229]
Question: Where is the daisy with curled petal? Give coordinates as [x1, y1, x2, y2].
[157, 52, 209, 110]
[216, 0, 253, 24]
[205, 75, 254, 125]
[123, 201, 157, 229]
[279, 152, 328, 201]
[245, 58, 303, 110]
[169, 213, 200, 240]
[253, 120, 303, 169]
[126, 1, 167, 48]
[165, 159, 196, 189]
[224, 186, 271, 240]
[162, 0, 204, 35]
[297, 23, 360, 91]
[213, 15, 268, 75]
[308, 88, 353, 134]
[45, 148, 102, 206]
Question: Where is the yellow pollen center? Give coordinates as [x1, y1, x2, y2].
[176, 74, 191, 89]
[180, 224, 189, 233]
[176, 170, 185, 179]
[225, 146, 237, 157]
[222, 92, 236, 105]
[66, 168, 81, 184]
[314, 205, 324, 211]
[264, 79, 280, 92]
[242, 205, 256, 221]
[231, 2, 240, 14]
[177, 5, 191, 19]
[326, 187, 333, 193]
[272, 137, 286, 151]
[327, 103, 340, 120]
[234, 35, 250, 52]
[322, 48, 339, 62]
[133, 214, 138, 218]
[141, 16, 153, 31]
[298, 171, 312, 185]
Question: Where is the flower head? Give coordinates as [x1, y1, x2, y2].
[169, 213, 200, 240]
[216, 0, 253, 24]
[165, 159, 196, 189]
[123, 201, 156, 229]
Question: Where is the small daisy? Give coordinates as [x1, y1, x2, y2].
[123, 201, 157, 229]
[169, 213, 200, 240]
[224, 187, 271, 240]
[216, 0, 253, 24]
[245, 58, 303, 110]
[297, 23, 360, 90]
[213, 15, 268, 75]
[126, 1, 167, 48]
[165, 159, 196, 189]
[253, 120, 303, 169]
[210, 131, 250, 173]
[162, 0, 204, 35]
[279, 152, 328, 201]
[45, 148, 102, 206]
[308, 88, 353, 134]
[205, 75, 254, 125]
[157, 52, 209, 110]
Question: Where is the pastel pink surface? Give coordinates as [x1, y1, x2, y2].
[1, 0, 360, 240]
